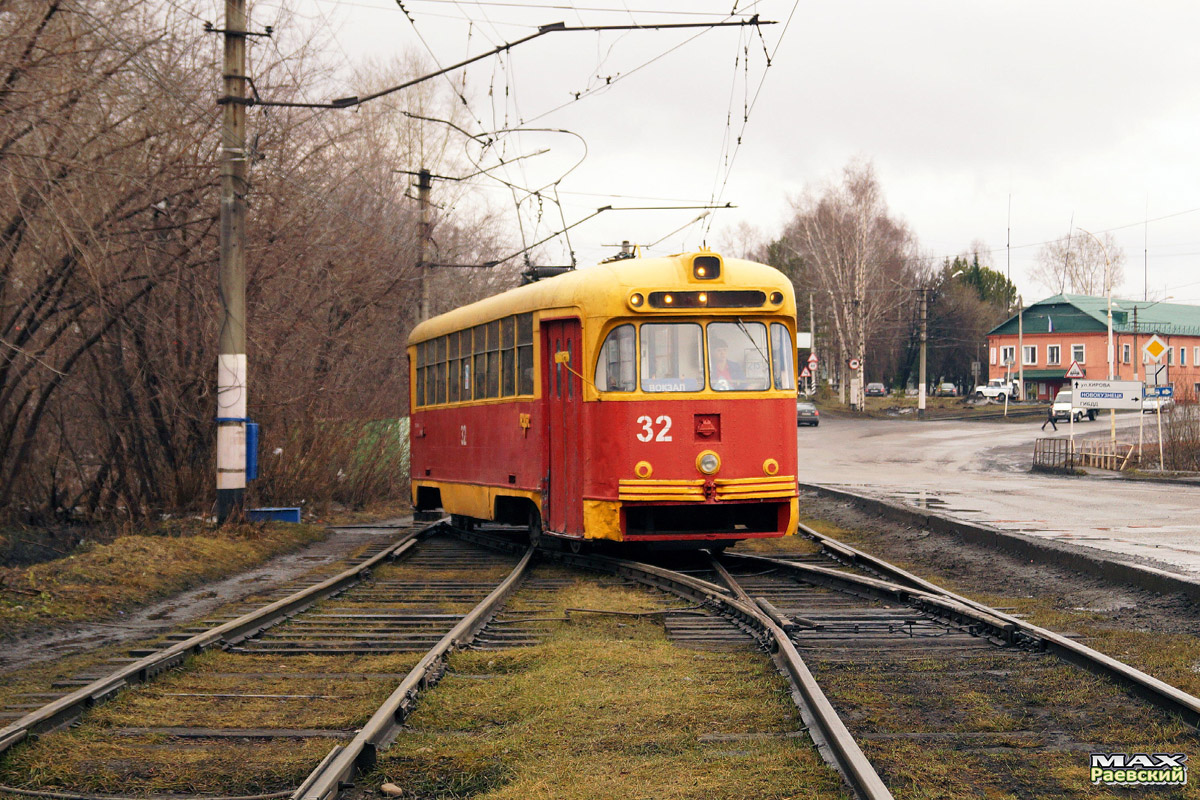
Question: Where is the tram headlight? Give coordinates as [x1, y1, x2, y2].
[629, 293, 644, 308]
[696, 450, 721, 475]
[769, 291, 784, 305]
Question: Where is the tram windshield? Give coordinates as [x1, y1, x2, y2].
[597, 320, 795, 394]
[707, 321, 771, 391]
[640, 323, 704, 392]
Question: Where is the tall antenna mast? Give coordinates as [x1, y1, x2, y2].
[1006, 193, 1011, 284]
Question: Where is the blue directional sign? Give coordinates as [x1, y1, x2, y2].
[1155, 386, 1174, 397]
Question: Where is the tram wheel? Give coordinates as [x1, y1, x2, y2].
[528, 508, 543, 547]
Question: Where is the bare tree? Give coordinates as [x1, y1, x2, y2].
[1032, 230, 1125, 297]
[0, 0, 518, 522]
[715, 220, 767, 261]
[779, 160, 923, 401]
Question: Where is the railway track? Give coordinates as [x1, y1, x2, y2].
[2, 521, 1198, 798]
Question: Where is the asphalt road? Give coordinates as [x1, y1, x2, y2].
[797, 411, 1200, 576]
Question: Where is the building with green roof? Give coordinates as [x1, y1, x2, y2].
[985, 294, 1200, 402]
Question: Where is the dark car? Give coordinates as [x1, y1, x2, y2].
[797, 401, 820, 427]
[865, 382, 887, 397]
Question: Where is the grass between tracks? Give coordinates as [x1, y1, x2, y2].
[790, 516, 1200, 701]
[759, 518, 1200, 799]
[365, 572, 848, 800]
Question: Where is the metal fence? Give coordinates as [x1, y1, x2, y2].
[1033, 438, 1138, 472]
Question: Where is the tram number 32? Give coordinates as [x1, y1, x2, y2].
[635, 415, 673, 442]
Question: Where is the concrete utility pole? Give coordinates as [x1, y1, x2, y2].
[216, 0, 248, 523]
[918, 288, 927, 419]
[416, 168, 433, 323]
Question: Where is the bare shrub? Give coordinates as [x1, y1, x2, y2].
[1, 0, 518, 524]
[1158, 404, 1200, 471]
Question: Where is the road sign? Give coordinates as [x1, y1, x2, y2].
[1064, 360, 1084, 378]
[1071, 379, 1143, 410]
[1144, 334, 1168, 363]
[1146, 363, 1168, 387]
[1153, 385, 1174, 397]
[847, 358, 861, 370]
[799, 366, 812, 378]
[807, 353, 818, 368]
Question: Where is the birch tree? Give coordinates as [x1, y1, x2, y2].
[780, 160, 922, 401]
[1032, 231, 1125, 296]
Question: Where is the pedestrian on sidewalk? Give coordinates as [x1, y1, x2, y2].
[1041, 404, 1057, 431]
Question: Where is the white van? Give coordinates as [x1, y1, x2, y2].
[1051, 389, 1096, 422]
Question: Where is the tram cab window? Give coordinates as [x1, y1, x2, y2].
[707, 321, 770, 391]
[640, 323, 703, 392]
[516, 313, 534, 395]
[595, 324, 636, 392]
[770, 323, 795, 391]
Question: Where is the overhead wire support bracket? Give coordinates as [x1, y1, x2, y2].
[240, 18, 773, 111]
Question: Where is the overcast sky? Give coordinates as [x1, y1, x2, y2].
[251, 0, 1200, 306]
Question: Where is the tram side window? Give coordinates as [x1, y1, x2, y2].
[461, 338, 472, 402]
[517, 313, 534, 395]
[595, 324, 636, 391]
[473, 325, 486, 399]
[770, 323, 795, 391]
[486, 320, 501, 397]
[434, 335, 447, 404]
[640, 323, 703, 392]
[414, 342, 425, 408]
[707, 321, 770, 391]
[501, 316, 516, 396]
[448, 331, 461, 403]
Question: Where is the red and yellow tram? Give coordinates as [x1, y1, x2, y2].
[407, 249, 799, 548]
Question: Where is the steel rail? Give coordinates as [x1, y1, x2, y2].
[0, 520, 443, 757]
[706, 556, 895, 800]
[733, 530, 1200, 728]
[541, 548, 894, 800]
[293, 544, 536, 800]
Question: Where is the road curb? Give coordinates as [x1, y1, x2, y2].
[799, 482, 1200, 604]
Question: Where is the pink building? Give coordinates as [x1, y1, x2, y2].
[986, 294, 1200, 402]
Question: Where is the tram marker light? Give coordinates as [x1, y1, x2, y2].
[692, 255, 721, 280]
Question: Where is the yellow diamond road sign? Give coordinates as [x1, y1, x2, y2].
[1143, 334, 1168, 363]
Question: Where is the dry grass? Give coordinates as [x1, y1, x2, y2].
[794, 515, 1200, 798]
[0, 728, 331, 795]
[0, 651, 425, 794]
[0, 520, 327, 636]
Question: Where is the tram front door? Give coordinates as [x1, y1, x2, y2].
[540, 318, 584, 536]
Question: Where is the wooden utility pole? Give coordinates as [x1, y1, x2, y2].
[216, 0, 248, 523]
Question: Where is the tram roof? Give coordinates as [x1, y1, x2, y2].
[408, 251, 795, 344]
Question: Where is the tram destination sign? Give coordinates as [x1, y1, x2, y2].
[1071, 379, 1144, 410]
